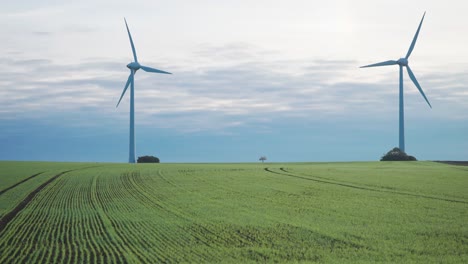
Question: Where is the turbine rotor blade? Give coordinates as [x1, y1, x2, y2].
[406, 66, 432, 108]
[360, 60, 398, 68]
[406, 12, 426, 59]
[116, 73, 133, 107]
[140, 65, 172, 74]
[124, 18, 138, 63]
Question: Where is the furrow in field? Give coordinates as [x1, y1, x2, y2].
[0, 166, 127, 263]
[37, 177, 70, 263]
[176, 168, 300, 217]
[170, 168, 358, 250]
[38, 176, 76, 263]
[102, 174, 154, 262]
[265, 167, 468, 204]
[74, 177, 97, 264]
[92, 172, 150, 263]
[280, 167, 468, 203]
[0, 173, 68, 263]
[92, 197, 122, 262]
[85, 186, 118, 263]
[109, 171, 167, 262]
[53, 176, 76, 264]
[126, 171, 209, 233]
[85, 214, 108, 263]
[90, 173, 132, 263]
[164, 169, 266, 236]
[0, 172, 45, 196]
[174, 168, 294, 208]
[139, 170, 218, 261]
[98, 171, 213, 262]
[0, 170, 72, 233]
[58, 170, 120, 263]
[130, 175, 207, 256]
[99, 172, 172, 262]
[44, 203, 59, 262]
[77, 182, 92, 264]
[158, 168, 370, 260]
[128, 170, 235, 260]
[37, 178, 63, 263]
[0, 173, 66, 262]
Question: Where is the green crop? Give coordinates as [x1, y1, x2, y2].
[0, 161, 467, 263]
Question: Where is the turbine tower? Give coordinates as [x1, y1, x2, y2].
[117, 18, 171, 163]
[360, 12, 431, 152]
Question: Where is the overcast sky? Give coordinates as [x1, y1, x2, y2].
[1, 0, 467, 162]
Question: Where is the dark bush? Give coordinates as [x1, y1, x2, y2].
[137, 156, 160, 163]
[380, 147, 417, 161]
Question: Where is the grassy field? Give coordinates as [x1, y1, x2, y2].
[0, 161, 467, 263]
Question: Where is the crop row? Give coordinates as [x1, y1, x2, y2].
[0, 168, 236, 263]
[0, 170, 126, 263]
[1, 163, 466, 263]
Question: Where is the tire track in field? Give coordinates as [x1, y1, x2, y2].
[0, 166, 105, 234]
[121, 171, 199, 262]
[121, 170, 219, 261]
[101, 171, 184, 262]
[168, 169, 369, 255]
[0, 172, 44, 196]
[178, 168, 295, 211]
[125, 171, 215, 250]
[0, 170, 72, 233]
[90, 174, 137, 263]
[265, 168, 468, 204]
[159, 169, 305, 253]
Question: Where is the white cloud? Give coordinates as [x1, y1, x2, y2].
[1, 42, 466, 135]
[1, 0, 468, 137]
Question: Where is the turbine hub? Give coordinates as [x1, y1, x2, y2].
[397, 58, 408, 66]
[127, 62, 141, 70]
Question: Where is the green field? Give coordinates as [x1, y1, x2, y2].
[0, 161, 467, 263]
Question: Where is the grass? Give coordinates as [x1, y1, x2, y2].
[0, 161, 467, 263]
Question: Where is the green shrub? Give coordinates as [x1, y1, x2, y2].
[380, 147, 417, 161]
[137, 156, 160, 163]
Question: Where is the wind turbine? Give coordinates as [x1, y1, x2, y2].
[360, 12, 431, 153]
[116, 18, 171, 163]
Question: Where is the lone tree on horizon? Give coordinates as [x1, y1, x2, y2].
[259, 156, 267, 163]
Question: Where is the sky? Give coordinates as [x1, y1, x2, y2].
[1, 0, 467, 163]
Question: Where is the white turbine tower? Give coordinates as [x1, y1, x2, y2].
[116, 18, 171, 163]
[360, 12, 431, 153]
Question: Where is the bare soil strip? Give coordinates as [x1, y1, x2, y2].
[0, 170, 71, 233]
[434, 161, 468, 166]
[264, 167, 468, 204]
[0, 172, 44, 196]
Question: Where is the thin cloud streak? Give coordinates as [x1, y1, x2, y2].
[0, 44, 467, 134]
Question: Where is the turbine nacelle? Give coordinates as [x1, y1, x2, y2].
[127, 62, 141, 71]
[118, 18, 172, 163]
[359, 12, 431, 153]
[397, 58, 408, 66]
